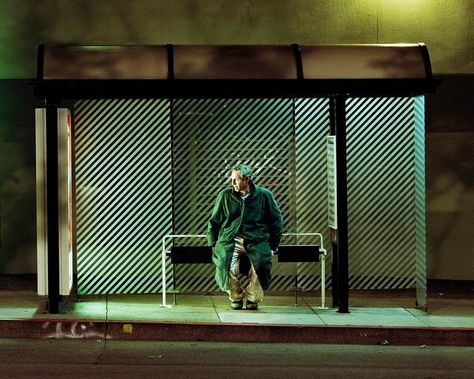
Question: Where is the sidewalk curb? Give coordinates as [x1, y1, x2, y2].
[1, 319, 473, 346]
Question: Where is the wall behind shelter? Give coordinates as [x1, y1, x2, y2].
[0, 0, 472, 280]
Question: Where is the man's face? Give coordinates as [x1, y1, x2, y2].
[231, 170, 249, 193]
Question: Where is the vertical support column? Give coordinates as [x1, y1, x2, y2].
[46, 100, 60, 313]
[335, 96, 349, 313]
[329, 98, 339, 308]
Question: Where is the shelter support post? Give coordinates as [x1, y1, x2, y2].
[46, 99, 60, 313]
[334, 96, 349, 313]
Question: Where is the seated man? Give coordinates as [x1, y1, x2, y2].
[207, 164, 283, 310]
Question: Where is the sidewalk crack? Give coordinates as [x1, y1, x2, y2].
[95, 294, 109, 364]
[210, 295, 223, 322]
[303, 296, 327, 325]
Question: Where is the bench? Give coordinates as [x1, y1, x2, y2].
[160, 233, 328, 309]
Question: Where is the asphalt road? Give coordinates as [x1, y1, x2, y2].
[0, 338, 473, 378]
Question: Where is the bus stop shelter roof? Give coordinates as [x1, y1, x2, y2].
[33, 44, 439, 99]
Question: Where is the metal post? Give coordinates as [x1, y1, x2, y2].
[335, 95, 349, 313]
[319, 252, 328, 309]
[172, 264, 177, 305]
[45, 100, 60, 313]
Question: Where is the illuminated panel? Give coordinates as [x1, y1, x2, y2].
[58, 109, 74, 295]
[35, 109, 48, 295]
[35, 108, 73, 296]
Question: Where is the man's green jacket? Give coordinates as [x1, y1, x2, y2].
[207, 185, 283, 291]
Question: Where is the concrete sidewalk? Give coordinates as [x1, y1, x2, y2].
[0, 283, 473, 345]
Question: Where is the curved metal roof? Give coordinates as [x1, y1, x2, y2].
[34, 44, 437, 98]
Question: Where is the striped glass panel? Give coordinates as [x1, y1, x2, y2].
[293, 98, 331, 290]
[172, 98, 295, 292]
[346, 97, 418, 289]
[75, 99, 172, 294]
[73, 96, 424, 295]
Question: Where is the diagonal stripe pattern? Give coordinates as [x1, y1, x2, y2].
[73, 96, 424, 295]
[172, 98, 296, 292]
[414, 96, 427, 307]
[74, 99, 173, 294]
[292, 98, 331, 290]
[171, 98, 331, 292]
[346, 97, 418, 289]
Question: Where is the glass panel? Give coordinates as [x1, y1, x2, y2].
[301, 44, 426, 79]
[43, 46, 168, 79]
[346, 97, 418, 290]
[171, 98, 331, 292]
[174, 45, 297, 79]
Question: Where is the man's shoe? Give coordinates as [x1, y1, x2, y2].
[230, 300, 243, 310]
[246, 300, 258, 310]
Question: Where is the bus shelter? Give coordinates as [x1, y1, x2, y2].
[32, 44, 438, 314]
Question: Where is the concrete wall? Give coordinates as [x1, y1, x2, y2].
[0, 0, 473, 77]
[426, 76, 473, 280]
[0, 0, 472, 279]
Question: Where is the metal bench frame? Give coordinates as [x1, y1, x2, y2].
[161, 232, 328, 309]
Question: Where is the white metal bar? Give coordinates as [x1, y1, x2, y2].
[283, 232, 324, 247]
[319, 249, 329, 309]
[161, 237, 167, 307]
